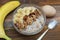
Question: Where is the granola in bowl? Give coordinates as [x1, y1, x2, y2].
[13, 4, 46, 35]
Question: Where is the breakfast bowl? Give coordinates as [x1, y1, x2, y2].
[13, 4, 46, 35]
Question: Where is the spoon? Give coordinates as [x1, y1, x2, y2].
[37, 19, 58, 40]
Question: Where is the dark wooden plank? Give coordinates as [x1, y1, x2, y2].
[0, 0, 60, 6]
[0, 0, 60, 40]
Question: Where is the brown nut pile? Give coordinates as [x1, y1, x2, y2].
[15, 9, 41, 29]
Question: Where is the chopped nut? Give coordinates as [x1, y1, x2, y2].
[20, 23, 24, 29]
[34, 10, 41, 18]
[23, 21, 28, 28]
[15, 21, 25, 29]
[31, 15, 36, 21]
[26, 17, 33, 25]
[23, 15, 28, 21]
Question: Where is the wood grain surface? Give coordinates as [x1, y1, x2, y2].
[0, 0, 60, 40]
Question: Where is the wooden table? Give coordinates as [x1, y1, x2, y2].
[0, 0, 60, 40]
